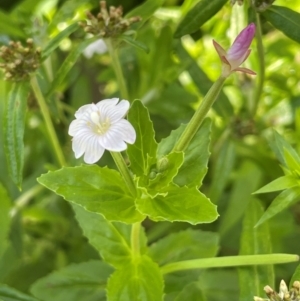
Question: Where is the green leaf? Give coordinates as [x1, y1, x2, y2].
[174, 0, 228, 38]
[37, 165, 144, 224]
[148, 151, 184, 191]
[238, 199, 274, 300]
[174, 282, 206, 301]
[121, 35, 149, 53]
[254, 175, 299, 194]
[290, 264, 300, 286]
[42, 22, 80, 60]
[0, 284, 38, 301]
[46, 38, 97, 97]
[30, 260, 113, 301]
[127, 100, 157, 178]
[136, 184, 218, 225]
[3, 82, 29, 189]
[126, 0, 165, 24]
[73, 204, 147, 268]
[158, 118, 211, 188]
[0, 10, 25, 38]
[269, 130, 300, 168]
[0, 184, 11, 258]
[255, 187, 300, 227]
[106, 255, 164, 301]
[220, 161, 263, 235]
[208, 140, 236, 204]
[149, 229, 219, 266]
[263, 5, 300, 44]
[175, 42, 233, 118]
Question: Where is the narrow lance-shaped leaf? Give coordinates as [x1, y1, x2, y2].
[73, 204, 147, 268]
[3, 82, 30, 189]
[238, 199, 274, 301]
[253, 175, 299, 194]
[127, 100, 157, 179]
[263, 5, 300, 44]
[255, 187, 300, 227]
[42, 22, 80, 60]
[30, 261, 113, 301]
[121, 35, 149, 53]
[37, 165, 144, 224]
[107, 255, 164, 301]
[174, 0, 228, 38]
[46, 37, 97, 97]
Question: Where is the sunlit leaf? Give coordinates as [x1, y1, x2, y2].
[136, 184, 218, 225]
[255, 187, 300, 227]
[263, 5, 300, 44]
[30, 261, 112, 301]
[106, 255, 164, 301]
[254, 175, 299, 194]
[37, 165, 144, 223]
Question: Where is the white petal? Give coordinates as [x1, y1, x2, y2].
[83, 39, 107, 59]
[110, 119, 136, 144]
[74, 104, 93, 118]
[98, 130, 127, 152]
[83, 137, 105, 164]
[96, 99, 130, 122]
[72, 131, 95, 158]
[96, 98, 119, 111]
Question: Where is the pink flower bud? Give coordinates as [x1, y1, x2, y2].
[213, 23, 256, 77]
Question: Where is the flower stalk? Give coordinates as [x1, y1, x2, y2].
[30, 75, 66, 167]
[173, 76, 226, 152]
[106, 38, 129, 100]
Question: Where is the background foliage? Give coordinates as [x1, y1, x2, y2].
[1, 0, 300, 300]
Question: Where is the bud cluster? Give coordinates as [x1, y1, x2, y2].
[0, 39, 41, 81]
[254, 280, 300, 301]
[79, 1, 141, 38]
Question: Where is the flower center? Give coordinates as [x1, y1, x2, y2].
[90, 111, 111, 135]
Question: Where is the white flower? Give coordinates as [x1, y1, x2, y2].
[83, 39, 107, 59]
[68, 98, 136, 164]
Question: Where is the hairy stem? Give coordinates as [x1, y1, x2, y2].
[30, 75, 66, 166]
[172, 76, 226, 152]
[106, 39, 129, 100]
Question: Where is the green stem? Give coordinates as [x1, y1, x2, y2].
[172, 76, 226, 152]
[106, 39, 129, 100]
[110, 151, 136, 197]
[252, 12, 265, 116]
[131, 222, 141, 258]
[160, 254, 299, 275]
[30, 75, 66, 166]
[110, 152, 140, 258]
